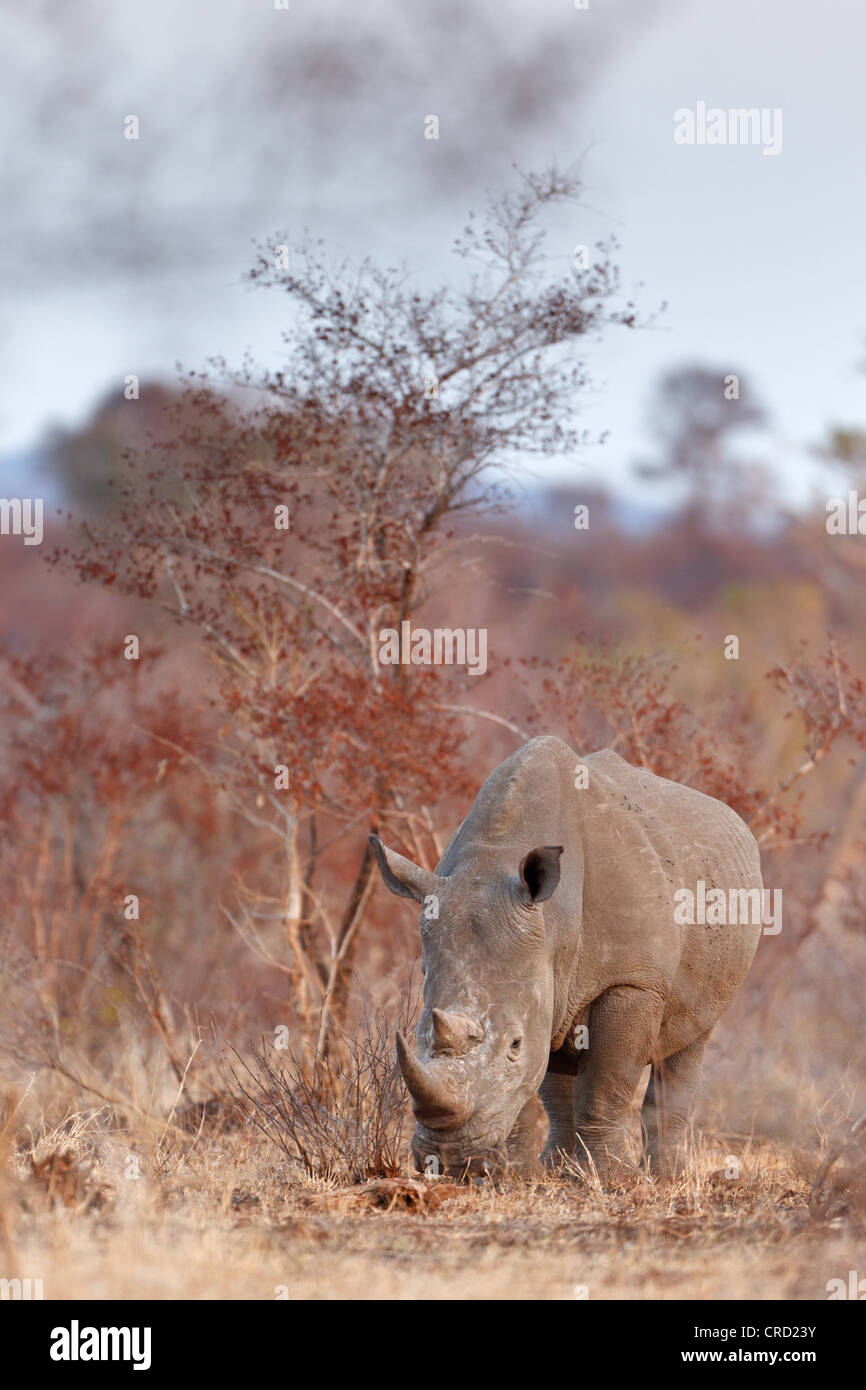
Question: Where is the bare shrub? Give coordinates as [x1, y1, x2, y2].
[810, 1109, 866, 1219]
[227, 1009, 414, 1184]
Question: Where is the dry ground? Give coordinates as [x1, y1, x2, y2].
[2, 1108, 863, 1301]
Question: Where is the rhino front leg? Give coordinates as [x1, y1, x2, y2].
[539, 1071, 576, 1168]
[641, 1033, 708, 1180]
[573, 985, 664, 1183]
[504, 1094, 544, 1176]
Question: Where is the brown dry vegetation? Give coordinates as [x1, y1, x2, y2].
[3, 1074, 865, 1301]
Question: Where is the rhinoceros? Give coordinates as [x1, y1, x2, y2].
[370, 735, 763, 1181]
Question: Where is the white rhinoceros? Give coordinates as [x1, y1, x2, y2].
[370, 735, 763, 1180]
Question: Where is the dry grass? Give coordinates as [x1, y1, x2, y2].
[2, 1090, 863, 1301]
[3, 992, 865, 1301]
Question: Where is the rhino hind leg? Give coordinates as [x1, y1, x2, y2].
[641, 1033, 709, 1180]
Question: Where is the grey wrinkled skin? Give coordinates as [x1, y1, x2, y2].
[370, 736, 763, 1183]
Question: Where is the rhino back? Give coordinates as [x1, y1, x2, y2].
[576, 748, 763, 1047]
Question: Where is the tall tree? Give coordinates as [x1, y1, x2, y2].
[636, 364, 767, 526]
[70, 167, 637, 1057]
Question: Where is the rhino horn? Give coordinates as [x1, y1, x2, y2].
[431, 1008, 483, 1057]
[396, 1031, 469, 1127]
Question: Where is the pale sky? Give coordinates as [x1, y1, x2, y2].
[1, 0, 863, 508]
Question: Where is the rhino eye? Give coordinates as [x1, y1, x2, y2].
[510, 1037, 522, 1053]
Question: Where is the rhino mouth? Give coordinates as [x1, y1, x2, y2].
[411, 1127, 507, 1180]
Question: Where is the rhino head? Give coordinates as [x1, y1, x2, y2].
[369, 834, 563, 1178]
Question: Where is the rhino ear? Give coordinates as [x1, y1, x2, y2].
[518, 846, 563, 904]
[369, 835, 441, 905]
